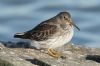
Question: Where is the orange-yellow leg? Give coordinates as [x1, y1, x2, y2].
[48, 48, 61, 58]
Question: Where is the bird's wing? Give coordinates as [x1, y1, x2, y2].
[26, 23, 58, 41]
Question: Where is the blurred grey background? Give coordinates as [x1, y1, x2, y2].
[0, 0, 100, 47]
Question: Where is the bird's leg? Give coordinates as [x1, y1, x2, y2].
[48, 48, 61, 58]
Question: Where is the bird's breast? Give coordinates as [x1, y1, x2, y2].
[47, 27, 74, 48]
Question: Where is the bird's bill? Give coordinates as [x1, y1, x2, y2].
[71, 22, 80, 31]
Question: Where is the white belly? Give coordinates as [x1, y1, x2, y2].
[48, 29, 74, 48]
[32, 28, 74, 49]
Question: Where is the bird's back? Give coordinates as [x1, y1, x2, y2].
[14, 19, 58, 41]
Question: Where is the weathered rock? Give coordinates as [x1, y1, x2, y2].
[0, 41, 100, 66]
[0, 42, 5, 50]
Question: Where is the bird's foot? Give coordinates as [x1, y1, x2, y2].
[48, 48, 61, 58]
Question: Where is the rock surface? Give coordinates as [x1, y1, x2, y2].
[0, 41, 100, 66]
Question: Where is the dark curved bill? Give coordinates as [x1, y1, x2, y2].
[71, 22, 80, 31]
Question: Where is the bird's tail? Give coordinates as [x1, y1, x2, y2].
[14, 32, 26, 39]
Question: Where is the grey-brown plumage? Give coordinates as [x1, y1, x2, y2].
[14, 11, 80, 58]
[14, 12, 74, 41]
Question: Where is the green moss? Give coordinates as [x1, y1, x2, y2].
[0, 59, 14, 66]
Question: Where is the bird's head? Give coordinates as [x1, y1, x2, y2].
[57, 12, 80, 31]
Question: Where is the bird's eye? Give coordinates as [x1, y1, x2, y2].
[64, 16, 68, 20]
